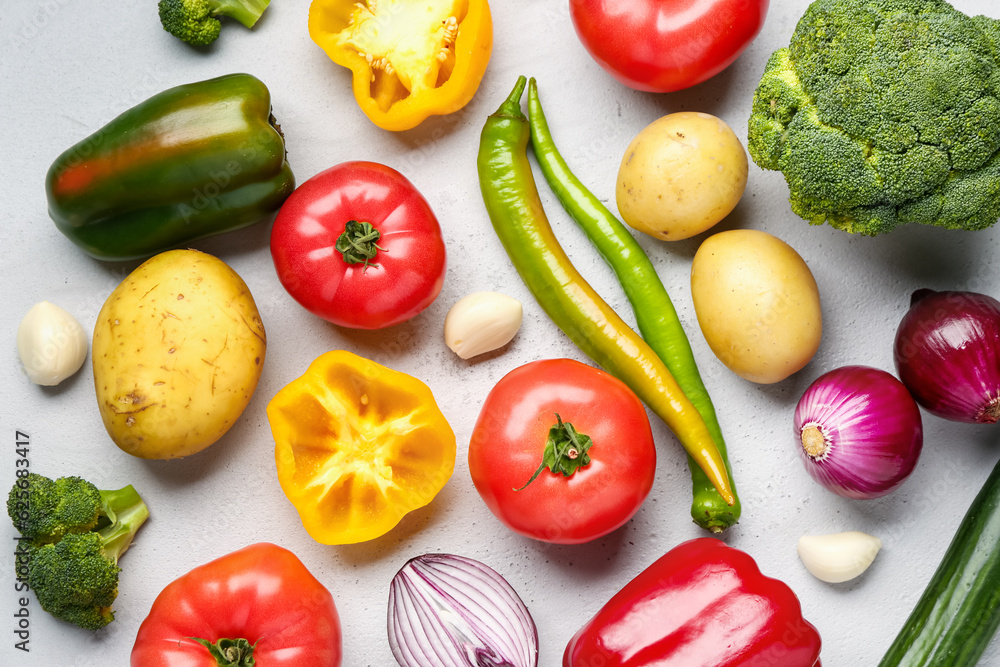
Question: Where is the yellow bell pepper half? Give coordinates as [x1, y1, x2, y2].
[308, 0, 493, 131]
[267, 350, 456, 545]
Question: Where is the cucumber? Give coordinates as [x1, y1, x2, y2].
[879, 456, 1000, 666]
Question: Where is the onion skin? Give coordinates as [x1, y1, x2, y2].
[894, 289, 1000, 424]
[794, 366, 923, 499]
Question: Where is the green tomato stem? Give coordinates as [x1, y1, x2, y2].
[515, 414, 593, 491]
[336, 220, 385, 268]
[191, 637, 258, 667]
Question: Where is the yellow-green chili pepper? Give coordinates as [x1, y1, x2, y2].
[476, 76, 734, 507]
[525, 78, 741, 533]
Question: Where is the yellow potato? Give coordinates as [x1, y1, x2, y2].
[616, 112, 748, 241]
[690, 230, 822, 384]
[92, 249, 266, 459]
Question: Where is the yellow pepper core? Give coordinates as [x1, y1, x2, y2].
[309, 0, 493, 131]
[338, 0, 460, 94]
[267, 350, 457, 545]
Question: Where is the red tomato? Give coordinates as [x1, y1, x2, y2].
[130, 543, 342, 667]
[468, 358, 656, 544]
[569, 0, 769, 93]
[270, 161, 447, 329]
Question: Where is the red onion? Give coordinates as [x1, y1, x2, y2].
[388, 553, 538, 667]
[793, 365, 923, 499]
[894, 289, 1000, 424]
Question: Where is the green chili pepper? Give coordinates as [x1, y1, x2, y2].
[477, 75, 735, 507]
[45, 73, 295, 261]
[525, 78, 740, 533]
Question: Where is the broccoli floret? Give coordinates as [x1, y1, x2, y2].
[7, 474, 101, 542]
[8, 474, 149, 631]
[28, 534, 119, 631]
[158, 0, 271, 47]
[747, 0, 1000, 235]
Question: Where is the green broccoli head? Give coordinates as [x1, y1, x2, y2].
[748, 0, 1000, 235]
[7, 474, 149, 631]
[29, 533, 119, 631]
[7, 473, 101, 542]
[158, 0, 271, 47]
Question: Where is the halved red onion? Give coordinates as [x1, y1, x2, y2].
[388, 553, 538, 667]
[894, 289, 1000, 424]
[794, 365, 923, 499]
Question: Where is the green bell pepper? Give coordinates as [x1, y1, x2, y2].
[45, 73, 295, 261]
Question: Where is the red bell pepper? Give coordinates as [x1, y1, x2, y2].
[130, 543, 342, 667]
[564, 538, 822, 667]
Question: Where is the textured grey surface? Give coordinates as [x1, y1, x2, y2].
[2, 0, 999, 665]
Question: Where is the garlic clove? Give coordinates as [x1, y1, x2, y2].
[444, 291, 523, 359]
[797, 531, 882, 583]
[17, 301, 89, 386]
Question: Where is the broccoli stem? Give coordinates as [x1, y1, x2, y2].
[97, 485, 149, 562]
[211, 0, 270, 28]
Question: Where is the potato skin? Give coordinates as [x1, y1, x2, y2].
[690, 230, 822, 384]
[616, 112, 748, 241]
[92, 249, 266, 459]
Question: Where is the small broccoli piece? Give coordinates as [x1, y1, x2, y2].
[7, 474, 101, 542]
[747, 0, 1000, 235]
[29, 534, 119, 631]
[8, 474, 149, 631]
[158, 0, 272, 47]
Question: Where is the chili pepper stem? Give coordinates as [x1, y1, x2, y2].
[496, 75, 528, 119]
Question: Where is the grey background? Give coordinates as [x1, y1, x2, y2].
[2, 0, 998, 665]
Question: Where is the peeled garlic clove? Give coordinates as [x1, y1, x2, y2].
[444, 291, 522, 359]
[797, 531, 882, 584]
[17, 301, 89, 386]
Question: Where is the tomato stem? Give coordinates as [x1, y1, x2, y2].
[190, 637, 258, 666]
[336, 220, 385, 269]
[515, 414, 593, 491]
